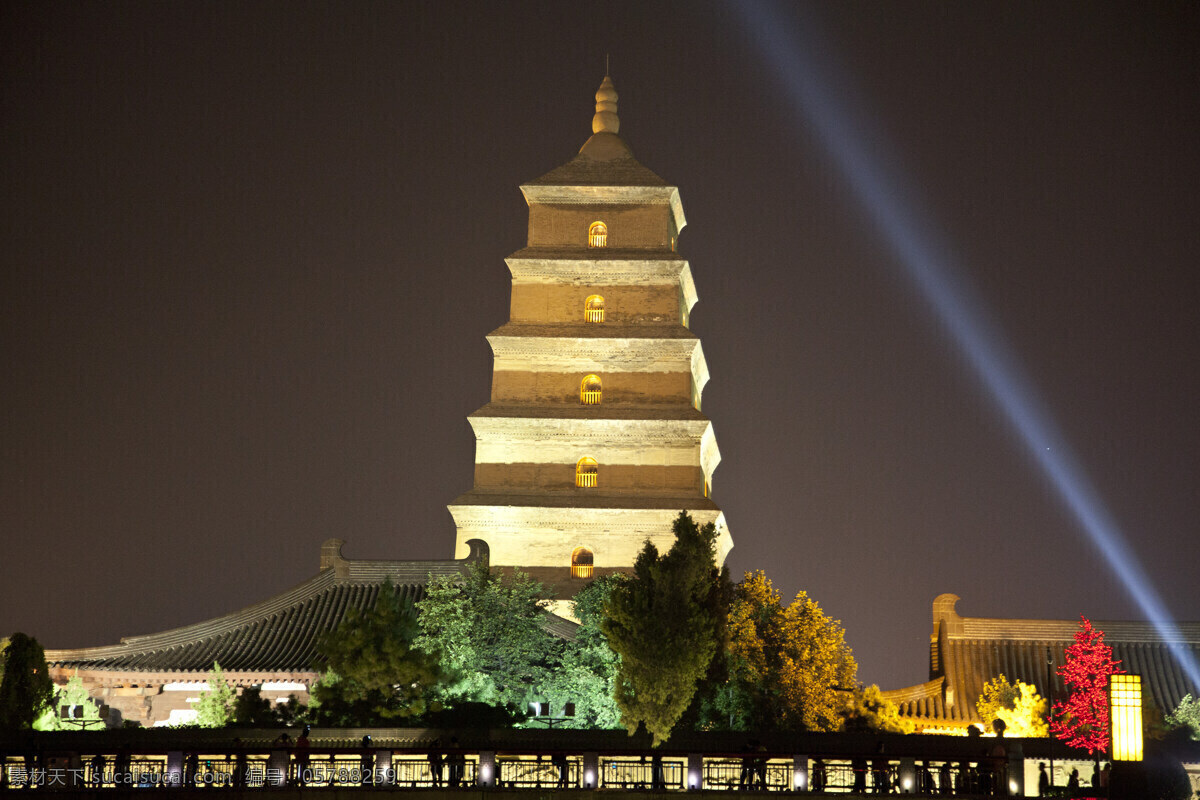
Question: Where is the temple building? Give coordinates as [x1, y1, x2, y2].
[447, 75, 732, 598]
[44, 541, 491, 726]
[43, 75, 730, 726]
[882, 594, 1200, 733]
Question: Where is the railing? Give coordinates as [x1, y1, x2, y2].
[571, 564, 594, 578]
[585, 308, 605, 322]
[498, 756, 579, 788]
[576, 471, 597, 488]
[0, 744, 1084, 796]
[600, 757, 684, 790]
[581, 390, 602, 405]
[703, 758, 792, 791]
[589, 231, 607, 248]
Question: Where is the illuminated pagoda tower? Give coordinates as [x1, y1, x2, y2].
[449, 76, 732, 595]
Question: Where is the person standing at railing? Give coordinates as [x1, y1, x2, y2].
[448, 738, 465, 788]
[938, 761, 952, 796]
[428, 739, 444, 788]
[553, 751, 569, 789]
[231, 739, 248, 789]
[811, 758, 827, 793]
[296, 726, 311, 786]
[360, 735, 375, 787]
[89, 753, 105, 789]
[183, 752, 198, 788]
[871, 758, 889, 794]
[851, 756, 867, 794]
[739, 743, 754, 790]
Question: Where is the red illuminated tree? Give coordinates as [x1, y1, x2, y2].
[1050, 617, 1123, 754]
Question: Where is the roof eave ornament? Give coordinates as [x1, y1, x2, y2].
[579, 75, 632, 160]
[592, 75, 619, 134]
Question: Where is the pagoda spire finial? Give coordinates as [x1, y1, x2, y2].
[592, 75, 619, 135]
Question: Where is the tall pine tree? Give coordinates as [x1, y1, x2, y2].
[602, 512, 727, 745]
[0, 633, 55, 731]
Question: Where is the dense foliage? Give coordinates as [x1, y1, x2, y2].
[0, 632, 55, 731]
[310, 579, 444, 725]
[717, 571, 857, 732]
[192, 662, 236, 727]
[976, 674, 1048, 737]
[603, 512, 727, 745]
[844, 684, 914, 734]
[1165, 694, 1200, 741]
[416, 560, 555, 711]
[540, 574, 625, 729]
[1050, 617, 1123, 754]
[35, 672, 102, 730]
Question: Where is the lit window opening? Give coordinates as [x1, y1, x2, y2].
[585, 294, 605, 323]
[571, 547, 594, 578]
[575, 457, 598, 488]
[580, 374, 602, 405]
[588, 221, 608, 248]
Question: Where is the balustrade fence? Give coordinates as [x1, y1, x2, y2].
[0, 750, 1068, 795]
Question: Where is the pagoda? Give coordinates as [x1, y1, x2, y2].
[448, 76, 732, 597]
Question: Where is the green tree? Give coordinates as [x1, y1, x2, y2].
[232, 685, 277, 726]
[35, 671, 103, 730]
[192, 662, 235, 727]
[416, 560, 556, 711]
[0, 632, 55, 731]
[1165, 694, 1200, 741]
[720, 571, 857, 732]
[602, 512, 727, 745]
[310, 579, 444, 725]
[540, 574, 625, 729]
[976, 674, 1048, 737]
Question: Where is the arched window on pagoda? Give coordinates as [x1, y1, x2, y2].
[580, 374, 602, 405]
[575, 457, 598, 488]
[571, 547, 594, 578]
[584, 294, 605, 323]
[588, 221, 608, 248]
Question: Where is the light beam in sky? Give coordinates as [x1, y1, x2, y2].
[731, 1, 1200, 687]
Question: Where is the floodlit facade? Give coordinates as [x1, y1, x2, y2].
[447, 76, 732, 596]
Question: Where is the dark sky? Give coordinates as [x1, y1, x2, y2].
[3, 2, 1198, 692]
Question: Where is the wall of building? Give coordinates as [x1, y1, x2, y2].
[527, 204, 674, 249]
[490, 370, 692, 405]
[473, 462, 703, 494]
[509, 284, 681, 324]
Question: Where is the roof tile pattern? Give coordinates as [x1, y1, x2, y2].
[46, 545, 481, 674]
[884, 594, 1200, 727]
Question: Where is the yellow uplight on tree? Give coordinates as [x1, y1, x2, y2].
[1109, 674, 1143, 762]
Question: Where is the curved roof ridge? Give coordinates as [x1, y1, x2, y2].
[46, 544, 488, 666]
[45, 568, 338, 663]
[955, 616, 1200, 643]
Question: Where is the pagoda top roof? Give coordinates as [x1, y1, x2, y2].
[525, 144, 668, 189]
[524, 76, 669, 189]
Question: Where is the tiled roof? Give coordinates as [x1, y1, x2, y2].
[525, 151, 667, 188]
[883, 594, 1200, 727]
[45, 542, 488, 675]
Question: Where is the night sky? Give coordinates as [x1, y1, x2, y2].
[4, 2, 1199, 692]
